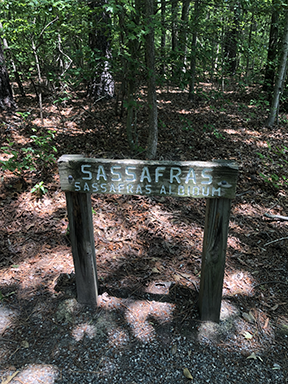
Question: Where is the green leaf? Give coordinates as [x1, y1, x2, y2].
[243, 331, 253, 339]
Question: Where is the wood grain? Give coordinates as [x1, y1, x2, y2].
[65, 191, 98, 306]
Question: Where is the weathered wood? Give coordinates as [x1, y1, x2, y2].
[58, 155, 238, 199]
[65, 191, 98, 305]
[198, 198, 231, 322]
[59, 155, 238, 322]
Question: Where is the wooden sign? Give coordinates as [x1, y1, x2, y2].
[58, 155, 238, 199]
[58, 155, 239, 323]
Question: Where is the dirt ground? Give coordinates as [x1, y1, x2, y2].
[0, 83, 288, 382]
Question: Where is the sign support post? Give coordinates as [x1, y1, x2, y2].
[199, 198, 231, 322]
[65, 191, 98, 305]
[58, 155, 238, 322]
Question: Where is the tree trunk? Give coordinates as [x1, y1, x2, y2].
[117, 0, 142, 151]
[31, 30, 44, 125]
[0, 22, 25, 97]
[263, 2, 279, 94]
[267, 10, 288, 127]
[245, 12, 254, 81]
[0, 39, 16, 110]
[223, 3, 241, 76]
[160, 0, 166, 76]
[178, 0, 191, 78]
[171, 0, 179, 79]
[87, 0, 115, 99]
[188, 0, 200, 100]
[171, 0, 178, 53]
[145, 0, 158, 159]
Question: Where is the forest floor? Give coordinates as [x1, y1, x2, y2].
[0, 82, 288, 383]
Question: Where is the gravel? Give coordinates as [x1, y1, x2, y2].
[1, 292, 288, 384]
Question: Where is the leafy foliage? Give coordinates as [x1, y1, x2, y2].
[1, 128, 57, 175]
[31, 181, 48, 196]
[257, 142, 288, 189]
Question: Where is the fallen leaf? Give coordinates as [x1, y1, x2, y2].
[152, 267, 160, 274]
[271, 304, 278, 311]
[181, 273, 192, 279]
[171, 344, 177, 355]
[242, 312, 255, 323]
[173, 274, 181, 281]
[272, 363, 281, 370]
[248, 310, 256, 322]
[263, 317, 269, 329]
[243, 331, 253, 339]
[21, 340, 29, 348]
[1, 371, 19, 384]
[183, 368, 193, 380]
[247, 352, 263, 362]
[247, 352, 257, 360]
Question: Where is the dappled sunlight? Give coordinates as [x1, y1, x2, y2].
[224, 128, 239, 135]
[0, 248, 73, 295]
[1, 74, 288, 380]
[72, 322, 97, 342]
[227, 235, 243, 252]
[223, 270, 256, 297]
[0, 304, 18, 335]
[158, 99, 172, 105]
[98, 292, 175, 343]
[198, 300, 276, 356]
[0, 364, 59, 384]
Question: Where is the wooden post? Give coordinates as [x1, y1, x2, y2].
[58, 155, 238, 317]
[198, 198, 231, 323]
[65, 191, 98, 306]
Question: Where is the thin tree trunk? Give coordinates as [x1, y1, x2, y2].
[245, 12, 254, 81]
[223, 2, 241, 76]
[126, 77, 138, 151]
[0, 22, 25, 97]
[263, 0, 279, 94]
[0, 39, 16, 110]
[145, 0, 158, 159]
[32, 37, 44, 125]
[171, 0, 178, 53]
[179, 0, 190, 77]
[160, 0, 166, 76]
[188, 0, 200, 100]
[267, 10, 288, 127]
[118, 0, 141, 150]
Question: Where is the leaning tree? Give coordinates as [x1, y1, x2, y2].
[0, 39, 16, 109]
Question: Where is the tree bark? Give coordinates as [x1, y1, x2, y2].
[160, 0, 166, 76]
[245, 12, 254, 80]
[263, 1, 279, 94]
[178, 0, 191, 77]
[145, 0, 158, 159]
[87, 0, 115, 99]
[171, 0, 178, 53]
[267, 10, 288, 127]
[0, 39, 16, 110]
[223, 3, 241, 76]
[0, 22, 25, 97]
[188, 0, 200, 100]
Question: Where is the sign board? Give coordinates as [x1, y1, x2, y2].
[58, 154, 238, 323]
[58, 155, 238, 199]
